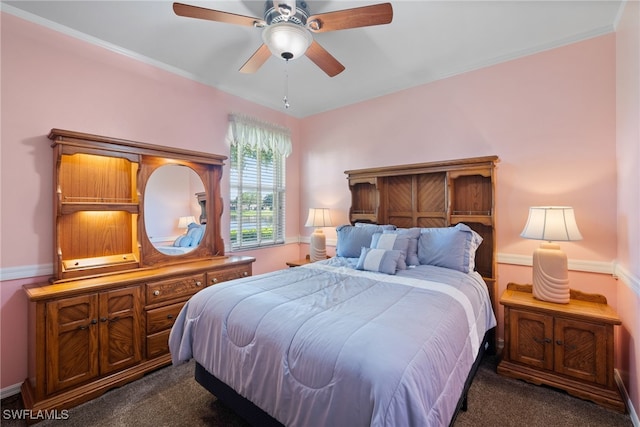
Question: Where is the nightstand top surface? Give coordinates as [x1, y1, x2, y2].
[500, 283, 621, 325]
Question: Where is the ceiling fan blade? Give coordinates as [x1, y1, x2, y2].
[173, 2, 266, 27]
[306, 41, 345, 77]
[306, 3, 392, 33]
[239, 44, 272, 74]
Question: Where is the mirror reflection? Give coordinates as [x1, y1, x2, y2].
[144, 165, 205, 255]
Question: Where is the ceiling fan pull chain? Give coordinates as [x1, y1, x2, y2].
[283, 59, 290, 109]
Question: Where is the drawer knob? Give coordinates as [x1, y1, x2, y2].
[195, 281, 202, 287]
[153, 290, 160, 296]
[243, 271, 248, 277]
[211, 278, 218, 284]
[556, 340, 564, 346]
[167, 314, 174, 320]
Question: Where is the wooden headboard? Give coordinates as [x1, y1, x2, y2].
[345, 155, 499, 313]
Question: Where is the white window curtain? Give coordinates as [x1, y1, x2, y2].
[227, 114, 291, 250]
[227, 114, 292, 158]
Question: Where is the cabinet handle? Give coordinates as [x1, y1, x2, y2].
[195, 281, 202, 287]
[211, 278, 218, 284]
[153, 290, 160, 296]
[533, 337, 551, 344]
[167, 314, 174, 320]
[100, 317, 108, 322]
[243, 271, 248, 277]
[78, 319, 98, 330]
[556, 340, 564, 346]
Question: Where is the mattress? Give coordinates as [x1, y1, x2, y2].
[169, 257, 496, 427]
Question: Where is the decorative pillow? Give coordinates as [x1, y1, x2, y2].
[356, 248, 402, 275]
[417, 223, 483, 273]
[186, 224, 205, 247]
[383, 228, 421, 266]
[370, 232, 411, 270]
[173, 235, 192, 247]
[336, 224, 395, 258]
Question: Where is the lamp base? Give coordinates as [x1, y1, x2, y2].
[532, 242, 570, 304]
[309, 228, 327, 262]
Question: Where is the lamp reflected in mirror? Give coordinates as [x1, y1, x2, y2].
[178, 215, 197, 229]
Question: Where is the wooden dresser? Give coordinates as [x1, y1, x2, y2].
[21, 129, 255, 415]
[498, 283, 624, 412]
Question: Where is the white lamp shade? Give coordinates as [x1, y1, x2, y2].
[520, 206, 582, 242]
[305, 208, 333, 228]
[177, 215, 196, 229]
[262, 22, 312, 60]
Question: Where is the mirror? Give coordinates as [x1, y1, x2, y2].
[144, 165, 205, 256]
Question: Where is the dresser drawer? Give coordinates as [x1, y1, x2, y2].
[146, 302, 184, 334]
[146, 330, 171, 359]
[146, 273, 205, 305]
[206, 265, 251, 286]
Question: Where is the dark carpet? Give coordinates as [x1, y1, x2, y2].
[1, 355, 632, 427]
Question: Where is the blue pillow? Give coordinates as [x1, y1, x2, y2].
[173, 235, 192, 247]
[356, 248, 402, 275]
[186, 224, 204, 247]
[355, 223, 396, 230]
[417, 223, 482, 273]
[336, 224, 395, 258]
[370, 232, 411, 270]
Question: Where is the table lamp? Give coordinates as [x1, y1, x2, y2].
[305, 208, 333, 262]
[178, 215, 197, 229]
[520, 206, 582, 304]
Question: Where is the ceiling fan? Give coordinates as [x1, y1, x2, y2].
[173, 1, 393, 77]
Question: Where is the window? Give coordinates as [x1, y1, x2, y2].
[227, 115, 291, 250]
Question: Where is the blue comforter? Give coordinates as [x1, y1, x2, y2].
[169, 257, 496, 426]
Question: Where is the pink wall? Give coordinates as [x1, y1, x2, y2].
[1, 7, 638, 416]
[300, 35, 618, 266]
[615, 0, 640, 415]
[0, 12, 301, 389]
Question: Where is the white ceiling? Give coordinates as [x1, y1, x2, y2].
[2, 1, 624, 118]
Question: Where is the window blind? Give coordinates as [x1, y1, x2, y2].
[227, 115, 290, 249]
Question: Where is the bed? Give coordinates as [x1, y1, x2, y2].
[170, 157, 499, 426]
[169, 222, 497, 427]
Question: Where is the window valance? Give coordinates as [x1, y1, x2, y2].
[227, 114, 292, 158]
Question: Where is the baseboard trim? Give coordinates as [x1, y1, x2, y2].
[0, 382, 22, 400]
[615, 369, 640, 427]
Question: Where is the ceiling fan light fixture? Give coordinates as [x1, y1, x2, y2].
[262, 22, 312, 60]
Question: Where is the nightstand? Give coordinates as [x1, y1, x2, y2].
[286, 255, 331, 267]
[286, 255, 312, 268]
[497, 283, 624, 412]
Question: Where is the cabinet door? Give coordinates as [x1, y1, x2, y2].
[46, 294, 99, 394]
[98, 286, 143, 375]
[509, 309, 554, 370]
[554, 318, 607, 385]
